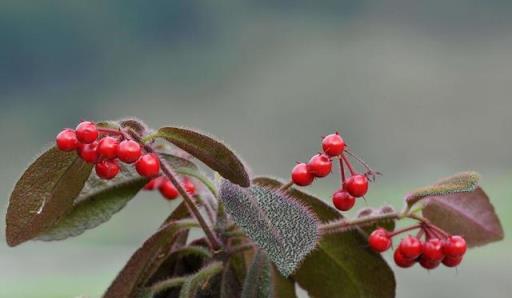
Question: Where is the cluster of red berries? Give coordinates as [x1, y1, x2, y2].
[55, 121, 193, 200]
[143, 175, 196, 200]
[290, 132, 375, 212]
[368, 226, 467, 269]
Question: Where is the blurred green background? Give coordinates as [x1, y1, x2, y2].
[0, 1, 510, 297]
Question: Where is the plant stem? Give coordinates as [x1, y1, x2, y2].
[279, 180, 294, 192]
[126, 128, 223, 251]
[319, 211, 401, 235]
[228, 243, 256, 256]
[341, 154, 356, 175]
[339, 157, 346, 187]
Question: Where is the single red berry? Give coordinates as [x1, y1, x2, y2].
[442, 235, 467, 257]
[56, 129, 79, 151]
[393, 249, 416, 268]
[117, 140, 142, 163]
[159, 178, 179, 200]
[368, 228, 392, 253]
[77, 142, 99, 164]
[183, 178, 196, 195]
[442, 255, 463, 267]
[291, 163, 315, 186]
[398, 236, 423, 259]
[332, 190, 356, 211]
[419, 255, 441, 270]
[322, 133, 345, 156]
[344, 174, 369, 198]
[422, 238, 444, 261]
[144, 176, 165, 190]
[307, 154, 332, 177]
[95, 160, 120, 180]
[75, 121, 98, 144]
[97, 136, 119, 159]
[136, 154, 160, 177]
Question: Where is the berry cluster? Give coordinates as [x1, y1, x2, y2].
[290, 132, 377, 212]
[368, 225, 467, 270]
[55, 121, 193, 201]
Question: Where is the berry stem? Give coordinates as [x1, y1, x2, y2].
[279, 180, 294, 191]
[341, 154, 357, 176]
[126, 128, 223, 251]
[339, 158, 346, 186]
[388, 224, 422, 238]
[345, 149, 379, 177]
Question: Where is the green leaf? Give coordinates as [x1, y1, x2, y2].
[270, 264, 296, 298]
[119, 118, 148, 136]
[179, 261, 224, 298]
[104, 220, 198, 298]
[406, 171, 480, 207]
[422, 187, 504, 247]
[220, 259, 244, 298]
[241, 250, 271, 298]
[148, 127, 250, 187]
[219, 179, 319, 277]
[5, 147, 93, 246]
[253, 177, 396, 298]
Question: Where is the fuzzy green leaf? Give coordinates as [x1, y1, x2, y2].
[5, 147, 93, 247]
[241, 250, 271, 298]
[406, 171, 480, 207]
[253, 177, 396, 298]
[219, 179, 319, 277]
[148, 127, 250, 187]
[179, 261, 224, 298]
[270, 264, 297, 298]
[104, 220, 198, 298]
[422, 187, 504, 247]
[119, 118, 148, 136]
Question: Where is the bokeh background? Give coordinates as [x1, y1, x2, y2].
[1, 1, 511, 297]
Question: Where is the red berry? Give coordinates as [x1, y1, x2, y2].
[159, 178, 179, 200]
[442, 235, 467, 257]
[393, 249, 415, 268]
[368, 228, 392, 253]
[95, 160, 120, 180]
[398, 236, 423, 259]
[144, 176, 165, 190]
[291, 163, 315, 186]
[307, 154, 332, 177]
[442, 255, 463, 267]
[344, 175, 369, 198]
[97, 137, 119, 159]
[332, 190, 356, 211]
[56, 129, 79, 151]
[117, 140, 142, 163]
[75, 121, 98, 144]
[136, 154, 160, 177]
[322, 133, 345, 156]
[419, 255, 441, 270]
[77, 142, 99, 164]
[422, 238, 444, 262]
[183, 178, 196, 195]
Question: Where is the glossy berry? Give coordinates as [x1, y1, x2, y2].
[159, 179, 179, 200]
[443, 235, 467, 257]
[77, 142, 99, 164]
[183, 178, 196, 195]
[75, 121, 98, 144]
[117, 140, 142, 163]
[344, 174, 369, 198]
[95, 160, 120, 180]
[144, 176, 164, 190]
[136, 154, 160, 177]
[368, 228, 392, 253]
[442, 255, 463, 267]
[307, 154, 332, 177]
[332, 190, 356, 211]
[419, 255, 441, 270]
[393, 249, 415, 268]
[422, 238, 444, 261]
[291, 163, 315, 186]
[398, 236, 423, 259]
[56, 129, 79, 152]
[322, 133, 345, 156]
[97, 137, 119, 159]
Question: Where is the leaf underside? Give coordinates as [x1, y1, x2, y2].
[219, 179, 319, 277]
[152, 127, 250, 187]
[253, 177, 396, 298]
[422, 187, 504, 247]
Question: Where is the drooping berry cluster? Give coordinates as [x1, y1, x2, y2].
[368, 225, 467, 270]
[55, 121, 194, 201]
[290, 132, 378, 212]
